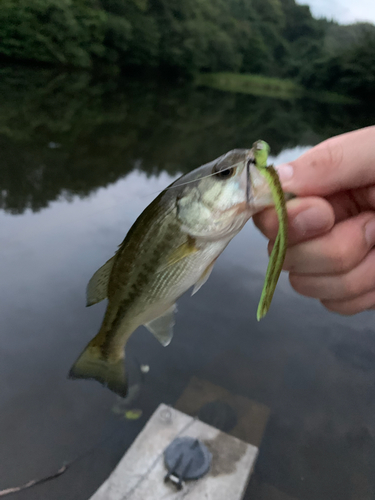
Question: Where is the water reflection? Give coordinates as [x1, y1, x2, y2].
[1, 67, 375, 500]
[1, 66, 374, 214]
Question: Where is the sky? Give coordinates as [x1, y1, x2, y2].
[299, 0, 375, 25]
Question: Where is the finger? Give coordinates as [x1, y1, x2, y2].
[253, 197, 335, 245]
[276, 126, 375, 197]
[289, 248, 375, 301]
[321, 289, 375, 316]
[282, 212, 375, 274]
[326, 185, 375, 223]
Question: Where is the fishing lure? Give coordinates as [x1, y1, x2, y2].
[253, 140, 288, 320]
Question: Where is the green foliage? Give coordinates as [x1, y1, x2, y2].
[251, 0, 285, 26]
[0, 0, 374, 97]
[103, 13, 132, 62]
[324, 22, 375, 55]
[341, 32, 375, 98]
[101, 0, 159, 66]
[197, 72, 303, 100]
[280, 0, 321, 42]
[0, 0, 318, 75]
[0, 0, 107, 67]
[300, 30, 375, 100]
[198, 72, 355, 104]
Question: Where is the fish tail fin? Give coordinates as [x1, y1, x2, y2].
[69, 342, 128, 398]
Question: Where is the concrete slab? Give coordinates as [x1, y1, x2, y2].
[89, 403, 258, 500]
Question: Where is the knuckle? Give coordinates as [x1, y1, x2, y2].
[320, 139, 343, 175]
[340, 275, 361, 298]
[289, 274, 309, 296]
[321, 300, 356, 316]
[307, 140, 343, 178]
[321, 299, 339, 312]
[328, 240, 355, 273]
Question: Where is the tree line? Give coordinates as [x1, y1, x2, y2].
[0, 0, 374, 99]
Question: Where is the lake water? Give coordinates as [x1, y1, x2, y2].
[1, 66, 375, 500]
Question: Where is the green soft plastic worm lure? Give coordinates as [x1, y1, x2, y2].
[253, 140, 288, 321]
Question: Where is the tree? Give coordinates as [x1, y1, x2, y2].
[0, 0, 107, 67]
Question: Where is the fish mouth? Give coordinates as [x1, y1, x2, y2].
[242, 149, 276, 215]
[244, 149, 256, 207]
[246, 157, 252, 205]
[228, 153, 256, 220]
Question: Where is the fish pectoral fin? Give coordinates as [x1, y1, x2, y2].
[86, 256, 116, 307]
[164, 236, 198, 268]
[192, 259, 216, 296]
[144, 304, 177, 347]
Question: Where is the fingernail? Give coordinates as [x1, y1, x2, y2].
[276, 163, 294, 183]
[365, 220, 375, 246]
[293, 206, 329, 236]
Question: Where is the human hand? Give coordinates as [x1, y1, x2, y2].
[253, 126, 375, 315]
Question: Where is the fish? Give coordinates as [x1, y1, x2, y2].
[69, 143, 288, 397]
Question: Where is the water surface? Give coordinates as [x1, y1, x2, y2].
[1, 67, 375, 500]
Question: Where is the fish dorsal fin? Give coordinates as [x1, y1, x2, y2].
[144, 304, 177, 347]
[192, 259, 216, 296]
[86, 256, 116, 307]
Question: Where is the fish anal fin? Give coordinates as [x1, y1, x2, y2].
[192, 259, 216, 296]
[69, 344, 128, 397]
[86, 256, 116, 307]
[145, 304, 177, 347]
[166, 236, 198, 268]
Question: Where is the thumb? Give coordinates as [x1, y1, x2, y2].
[277, 126, 375, 197]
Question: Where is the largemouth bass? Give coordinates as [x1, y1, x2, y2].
[69, 143, 287, 397]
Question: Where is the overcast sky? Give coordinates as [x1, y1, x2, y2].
[299, 0, 375, 25]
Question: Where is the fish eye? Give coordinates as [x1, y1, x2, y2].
[213, 166, 236, 180]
